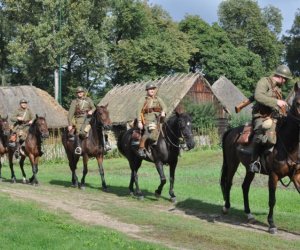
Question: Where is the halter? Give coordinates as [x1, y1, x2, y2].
[163, 116, 192, 149]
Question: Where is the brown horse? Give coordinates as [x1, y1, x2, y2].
[62, 104, 111, 190]
[8, 115, 49, 184]
[220, 83, 300, 234]
[0, 115, 10, 180]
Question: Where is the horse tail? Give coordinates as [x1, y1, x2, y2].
[220, 128, 232, 200]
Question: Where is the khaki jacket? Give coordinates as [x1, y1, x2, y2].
[68, 97, 95, 126]
[252, 76, 282, 118]
[136, 96, 167, 125]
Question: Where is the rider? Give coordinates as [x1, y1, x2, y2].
[9, 99, 34, 157]
[136, 83, 167, 158]
[68, 87, 111, 155]
[249, 64, 293, 173]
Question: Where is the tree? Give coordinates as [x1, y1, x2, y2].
[218, 0, 284, 72]
[2, 0, 109, 107]
[179, 15, 264, 96]
[284, 9, 300, 76]
[106, 0, 193, 85]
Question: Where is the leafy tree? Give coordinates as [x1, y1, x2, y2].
[284, 9, 300, 76]
[179, 15, 264, 96]
[2, 0, 109, 107]
[106, 0, 193, 85]
[218, 0, 284, 71]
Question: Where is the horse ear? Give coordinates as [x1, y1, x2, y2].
[105, 103, 108, 108]
[36, 114, 38, 118]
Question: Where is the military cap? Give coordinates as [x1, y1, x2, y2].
[19, 98, 28, 104]
[145, 83, 157, 90]
[76, 86, 85, 93]
[275, 65, 293, 80]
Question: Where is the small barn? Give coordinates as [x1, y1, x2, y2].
[212, 76, 253, 117]
[0, 85, 68, 129]
[99, 73, 229, 145]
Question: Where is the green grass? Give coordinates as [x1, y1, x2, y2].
[0, 149, 299, 250]
[0, 193, 166, 250]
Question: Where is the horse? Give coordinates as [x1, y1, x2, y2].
[0, 115, 10, 180]
[62, 104, 111, 190]
[8, 115, 49, 184]
[220, 83, 300, 234]
[117, 111, 195, 202]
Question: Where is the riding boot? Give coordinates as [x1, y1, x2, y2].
[249, 141, 261, 173]
[138, 137, 147, 158]
[74, 136, 82, 155]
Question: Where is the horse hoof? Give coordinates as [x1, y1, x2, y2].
[222, 206, 229, 214]
[22, 178, 27, 184]
[170, 197, 176, 203]
[102, 187, 108, 192]
[129, 192, 134, 197]
[11, 178, 16, 184]
[80, 185, 85, 190]
[247, 213, 256, 224]
[155, 192, 161, 198]
[269, 227, 277, 234]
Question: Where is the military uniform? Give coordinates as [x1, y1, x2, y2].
[11, 107, 34, 141]
[68, 96, 95, 136]
[252, 76, 283, 145]
[249, 64, 292, 173]
[137, 92, 167, 154]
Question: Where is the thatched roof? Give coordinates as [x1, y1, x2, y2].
[0, 85, 68, 128]
[212, 76, 252, 116]
[99, 73, 207, 125]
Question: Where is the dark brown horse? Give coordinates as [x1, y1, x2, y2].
[62, 104, 111, 190]
[8, 115, 49, 184]
[221, 83, 300, 234]
[117, 111, 195, 202]
[0, 115, 10, 180]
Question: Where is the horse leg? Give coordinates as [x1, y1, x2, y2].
[220, 160, 239, 214]
[80, 155, 88, 190]
[8, 152, 17, 183]
[268, 173, 278, 234]
[96, 155, 107, 191]
[0, 159, 2, 181]
[19, 156, 28, 184]
[154, 161, 167, 198]
[28, 155, 39, 185]
[69, 155, 79, 187]
[242, 172, 255, 222]
[129, 158, 143, 198]
[168, 160, 178, 203]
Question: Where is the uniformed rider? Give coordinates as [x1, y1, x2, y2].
[9, 99, 34, 157]
[249, 65, 292, 173]
[136, 83, 167, 158]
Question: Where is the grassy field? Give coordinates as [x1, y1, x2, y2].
[0, 149, 299, 249]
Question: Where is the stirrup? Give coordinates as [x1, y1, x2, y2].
[74, 147, 82, 155]
[8, 142, 16, 148]
[249, 160, 261, 173]
[138, 148, 146, 158]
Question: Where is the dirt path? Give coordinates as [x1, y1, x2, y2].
[0, 181, 299, 249]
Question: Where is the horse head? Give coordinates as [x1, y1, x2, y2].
[0, 115, 10, 136]
[33, 114, 49, 139]
[94, 104, 112, 130]
[176, 112, 195, 150]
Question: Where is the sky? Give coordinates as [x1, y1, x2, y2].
[148, 0, 300, 35]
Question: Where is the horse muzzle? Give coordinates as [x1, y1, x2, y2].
[42, 132, 50, 138]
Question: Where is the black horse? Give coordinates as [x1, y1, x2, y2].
[221, 83, 300, 234]
[0, 115, 10, 180]
[62, 105, 111, 190]
[118, 111, 195, 202]
[8, 115, 49, 184]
